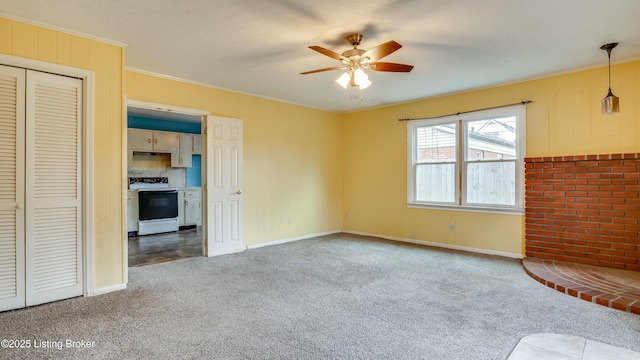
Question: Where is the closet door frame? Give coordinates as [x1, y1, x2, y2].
[0, 54, 96, 297]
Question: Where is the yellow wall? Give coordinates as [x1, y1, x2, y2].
[0, 18, 125, 288]
[342, 60, 640, 256]
[125, 71, 344, 246]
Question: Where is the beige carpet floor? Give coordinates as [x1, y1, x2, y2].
[1, 233, 639, 359]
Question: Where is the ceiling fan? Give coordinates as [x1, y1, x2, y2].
[301, 33, 414, 90]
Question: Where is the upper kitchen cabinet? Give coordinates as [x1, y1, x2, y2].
[178, 134, 193, 167]
[128, 128, 179, 152]
[128, 128, 194, 168]
[192, 134, 202, 155]
[128, 129, 153, 151]
[153, 131, 180, 152]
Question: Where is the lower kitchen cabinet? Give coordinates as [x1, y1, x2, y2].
[179, 188, 201, 226]
[127, 190, 138, 232]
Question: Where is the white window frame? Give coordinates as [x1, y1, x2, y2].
[407, 105, 526, 214]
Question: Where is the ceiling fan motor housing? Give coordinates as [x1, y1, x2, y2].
[346, 33, 364, 47]
[342, 48, 366, 60]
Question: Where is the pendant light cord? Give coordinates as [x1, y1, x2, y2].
[608, 50, 612, 90]
[601, 43, 618, 92]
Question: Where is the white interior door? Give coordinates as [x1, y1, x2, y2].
[24, 70, 83, 306]
[205, 116, 243, 256]
[0, 65, 26, 312]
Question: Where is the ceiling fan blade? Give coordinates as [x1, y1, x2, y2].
[362, 40, 402, 61]
[300, 66, 345, 75]
[369, 62, 414, 72]
[308, 46, 348, 61]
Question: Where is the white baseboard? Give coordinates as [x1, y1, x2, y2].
[343, 230, 523, 259]
[245, 230, 342, 250]
[245, 229, 523, 259]
[91, 283, 127, 296]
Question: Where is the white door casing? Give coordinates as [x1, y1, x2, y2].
[0, 65, 26, 312]
[205, 116, 243, 256]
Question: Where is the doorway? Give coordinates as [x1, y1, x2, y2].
[125, 101, 208, 267]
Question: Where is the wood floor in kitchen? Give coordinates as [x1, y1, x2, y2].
[128, 227, 203, 267]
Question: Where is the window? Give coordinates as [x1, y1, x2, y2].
[407, 105, 525, 213]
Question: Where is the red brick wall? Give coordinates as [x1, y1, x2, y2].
[524, 154, 640, 271]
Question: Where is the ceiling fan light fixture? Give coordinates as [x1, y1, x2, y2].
[336, 72, 351, 89]
[358, 77, 372, 90]
[353, 68, 368, 86]
[600, 42, 620, 114]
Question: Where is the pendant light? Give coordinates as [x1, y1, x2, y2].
[600, 42, 619, 114]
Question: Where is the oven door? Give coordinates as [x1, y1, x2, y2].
[138, 189, 179, 221]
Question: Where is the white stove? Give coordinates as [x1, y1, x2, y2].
[129, 177, 179, 235]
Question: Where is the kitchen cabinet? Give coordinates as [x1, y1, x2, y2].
[179, 189, 201, 226]
[184, 189, 202, 226]
[127, 190, 138, 233]
[128, 129, 193, 168]
[178, 134, 193, 167]
[192, 134, 202, 155]
[128, 128, 179, 152]
[153, 131, 179, 152]
[128, 129, 153, 150]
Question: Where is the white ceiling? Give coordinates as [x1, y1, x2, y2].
[3, 0, 640, 113]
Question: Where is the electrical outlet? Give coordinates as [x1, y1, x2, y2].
[410, 232, 416, 239]
[287, 216, 292, 225]
[345, 212, 349, 220]
[449, 224, 455, 232]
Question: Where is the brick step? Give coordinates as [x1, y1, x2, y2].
[523, 257, 640, 315]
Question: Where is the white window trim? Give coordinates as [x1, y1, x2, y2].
[407, 104, 526, 214]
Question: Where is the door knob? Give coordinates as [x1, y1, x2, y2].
[233, 190, 242, 195]
[15, 203, 23, 209]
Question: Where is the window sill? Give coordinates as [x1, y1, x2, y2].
[407, 203, 524, 215]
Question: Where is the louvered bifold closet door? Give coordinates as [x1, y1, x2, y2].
[25, 70, 83, 306]
[0, 65, 26, 312]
